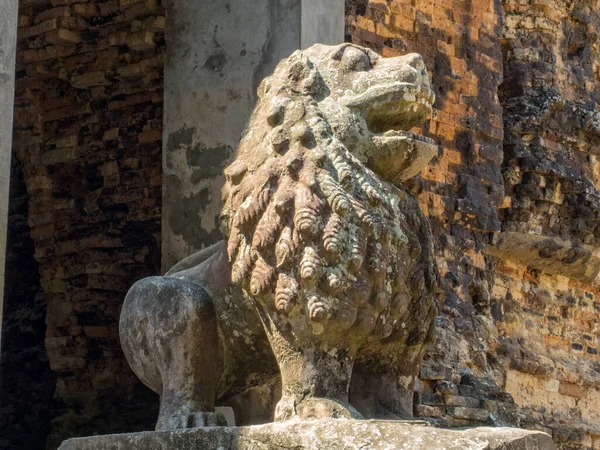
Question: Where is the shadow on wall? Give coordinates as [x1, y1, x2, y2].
[0, 154, 55, 450]
[0, 154, 162, 449]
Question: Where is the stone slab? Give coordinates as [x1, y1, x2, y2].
[58, 420, 556, 450]
[0, 0, 19, 347]
[487, 231, 600, 284]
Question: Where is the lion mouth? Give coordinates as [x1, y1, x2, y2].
[375, 130, 435, 145]
[343, 82, 435, 138]
[343, 82, 437, 183]
[356, 83, 434, 134]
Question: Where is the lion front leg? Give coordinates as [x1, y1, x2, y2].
[274, 347, 363, 421]
[119, 276, 226, 430]
[254, 310, 363, 421]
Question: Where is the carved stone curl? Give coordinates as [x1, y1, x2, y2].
[119, 43, 439, 429]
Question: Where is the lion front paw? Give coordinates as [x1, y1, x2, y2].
[156, 411, 227, 430]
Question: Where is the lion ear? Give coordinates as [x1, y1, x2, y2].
[284, 54, 322, 95]
[286, 55, 312, 83]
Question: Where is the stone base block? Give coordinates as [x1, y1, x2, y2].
[59, 420, 556, 450]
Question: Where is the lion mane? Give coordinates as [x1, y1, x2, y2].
[221, 45, 437, 346]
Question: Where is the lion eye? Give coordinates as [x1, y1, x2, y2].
[341, 48, 371, 72]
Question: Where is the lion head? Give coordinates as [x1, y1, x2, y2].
[221, 43, 437, 350]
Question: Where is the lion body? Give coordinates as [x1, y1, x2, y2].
[120, 43, 438, 427]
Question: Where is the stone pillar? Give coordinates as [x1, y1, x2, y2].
[301, 0, 345, 48]
[0, 0, 19, 347]
[162, 0, 344, 270]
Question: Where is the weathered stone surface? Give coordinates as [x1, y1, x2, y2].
[120, 43, 439, 429]
[493, 1, 600, 447]
[347, 1, 600, 448]
[301, 0, 345, 48]
[162, 0, 346, 270]
[59, 420, 557, 450]
[487, 232, 600, 284]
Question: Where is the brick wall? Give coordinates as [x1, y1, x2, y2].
[347, 0, 511, 425]
[10, 0, 166, 446]
[347, 1, 600, 448]
[495, 0, 600, 447]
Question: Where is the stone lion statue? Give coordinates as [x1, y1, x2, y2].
[120, 43, 439, 430]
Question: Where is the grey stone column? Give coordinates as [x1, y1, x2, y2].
[0, 0, 19, 348]
[301, 0, 344, 48]
[162, 0, 344, 270]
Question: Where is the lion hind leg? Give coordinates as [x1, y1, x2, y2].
[350, 344, 427, 420]
[119, 276, 225, 430]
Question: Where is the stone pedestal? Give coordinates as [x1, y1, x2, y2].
[59, 420, 556, 450]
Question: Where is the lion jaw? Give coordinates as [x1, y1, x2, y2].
[315, 45, 438, 184]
